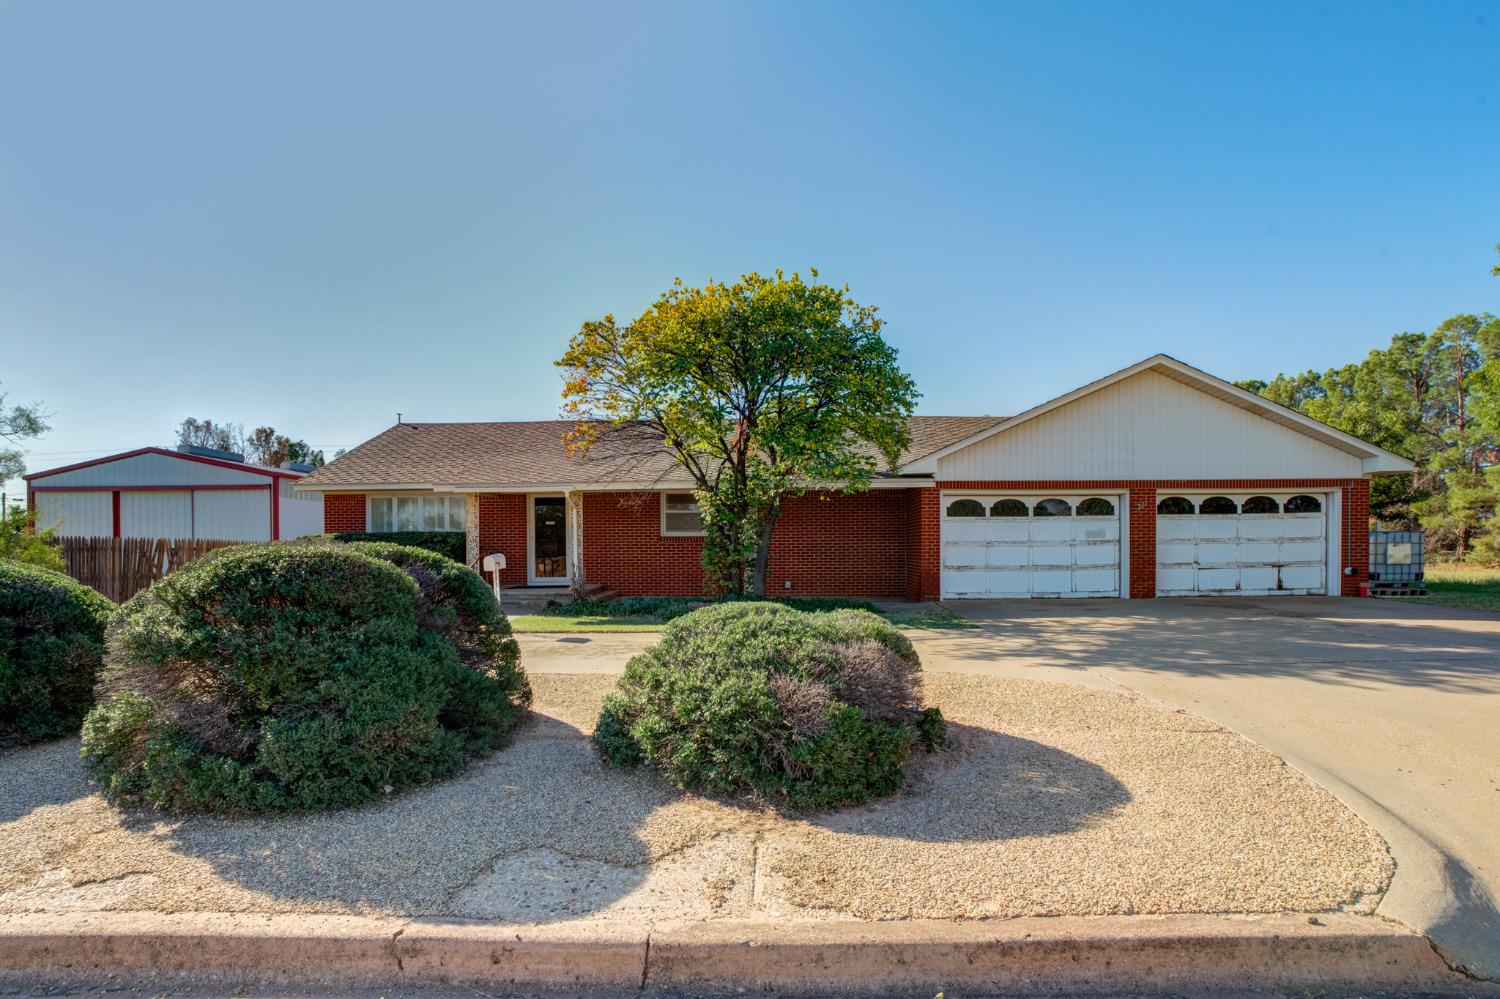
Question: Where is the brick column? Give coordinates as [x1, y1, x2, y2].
[904, 488, 941, 601]
[1128, 488, 1157, 598]
[1341, 479, 1370, 596]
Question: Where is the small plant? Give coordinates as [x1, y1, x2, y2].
[594, 602, 944, 809]
[81, 543, 529, 814]
[0, 560, 114, 745]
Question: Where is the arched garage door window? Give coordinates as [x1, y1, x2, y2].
[1199, 496, 1238, 515]
[946, 499, 985, 518]
[990, 498, 1028, 517]
[1157, 496, 1194, 515]
[1077, 497, 1114, 516]
[1285, 494, 1322, 513]
[1033, 498, 1072, 517]
[1241, 496, 1280, 514]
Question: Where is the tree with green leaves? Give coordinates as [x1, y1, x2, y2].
[557, 270, 918, 596]
[0, 385, 50, 482]
[246, 427, 325, 468]
[0, 504, 64, 571]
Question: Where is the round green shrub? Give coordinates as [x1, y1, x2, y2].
[0, 560, 114, 746]
[595, 602, 945, 809]
[81, 543, 530, 814]
[344, 541, 530, 752]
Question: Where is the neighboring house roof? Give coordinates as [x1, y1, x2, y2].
[900, 354, 1416, 477]
[296, 416, 1007, 492]
[24, 446, 306, 483]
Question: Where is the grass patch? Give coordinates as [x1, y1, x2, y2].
[1422, 564, 1500, 613]
[509, 594, 975, 633]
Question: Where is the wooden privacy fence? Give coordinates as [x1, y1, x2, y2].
[60, 536, 244, 602]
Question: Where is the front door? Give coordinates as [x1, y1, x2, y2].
[529, 495, 568, 585]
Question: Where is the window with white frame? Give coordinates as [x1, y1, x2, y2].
[369, 495, 466, 533]
[660, 492, 705, 535]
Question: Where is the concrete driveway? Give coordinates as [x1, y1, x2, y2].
[937, 596, 1500, 981]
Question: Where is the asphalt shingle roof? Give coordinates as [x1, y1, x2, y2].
[298, 416, 1004, 489]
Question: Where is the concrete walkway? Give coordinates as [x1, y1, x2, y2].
[938, 596, 1500, 981]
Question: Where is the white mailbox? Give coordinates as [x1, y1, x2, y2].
[482, 553, 507, 603]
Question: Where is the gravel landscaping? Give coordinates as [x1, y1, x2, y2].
[0, 673, 1391, 923]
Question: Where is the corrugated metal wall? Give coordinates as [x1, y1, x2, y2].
[34, 492, 112, 535]
[195, 489, 272, 541]
[938, 370, 1366, 481]
[280, 480, 324, 539]
[120, 491, 193, 538]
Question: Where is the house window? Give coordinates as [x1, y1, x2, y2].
[990, 498, 1028, 517]
[369, 495, 465, 533]
[1285, 494, 1322, 513]
[661, 492, 705, 535]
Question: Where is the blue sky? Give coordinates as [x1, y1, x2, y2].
[2, 0, 1497, 494]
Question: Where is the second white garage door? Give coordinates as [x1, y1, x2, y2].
[1156, 492, 1329, 596]
[941, 494, 1121, 598]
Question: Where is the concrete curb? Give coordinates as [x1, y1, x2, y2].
[0, 910, 1466, 993]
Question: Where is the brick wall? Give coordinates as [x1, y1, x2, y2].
[476, 494, 528, 587]
[937, 479, 1370, 598]
[581, 489, 918, 598]
[582, 492, 706, 596]
[766, 491, 909, 597]
[323, 493, 366, 533]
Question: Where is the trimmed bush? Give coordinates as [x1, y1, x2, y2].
[344, 541, 530, 752]
[595, 602, 944, 809]
[0, 561, 114, 746]
[326, 531, 466, 563]
[81, 544, 530, 814]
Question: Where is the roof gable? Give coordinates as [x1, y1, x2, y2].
[904, 355, 1414, 477]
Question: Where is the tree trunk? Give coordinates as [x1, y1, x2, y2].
[750, 506, 780, 598]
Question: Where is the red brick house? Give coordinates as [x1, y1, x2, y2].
[295, 355, 1412, 600]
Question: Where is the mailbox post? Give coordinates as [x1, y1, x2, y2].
[481, 553, 507, 606]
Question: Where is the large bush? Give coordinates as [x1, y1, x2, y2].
[81, 544, 530, 813]
[595, 602, 944, 809]
[326, 530, 465, 563]
[0, 561, 114, 746]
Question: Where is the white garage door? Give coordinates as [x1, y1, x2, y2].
[1156, 493, 1328, 596]
[941, 494, 1121, 599]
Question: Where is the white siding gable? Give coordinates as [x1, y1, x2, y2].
[937, 369, 1364, 481]
[37, 451, 272, 488]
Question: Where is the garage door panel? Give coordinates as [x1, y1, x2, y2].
[1237, 519, 1285, 540]
[1076, 521, 1119, 542]
[1239, 566, 1280, 591]
[1196, 541, 1238, 565]
[1158, 541, 1195, 564]
[985, 521, 1031, 542]
[1279, 565, 1325, 589]
[1029, 569, 1073, 594]
[1195, 519, 1238, 539]
[943, 544, 986, 569]
[1157, 518, 1196, 540]
[1073, 569, 1118, 593]
[941, 568, 986, 597]
[945, 520, 987, 543]
[986, 546, 1029, 568]
[1029, 520, 1073, 542]
[1280, 541, 1325, 562]
[1158, 566, 1196, 592]
[1196, 568, 1240, 591]
[986, 569, 1032, 594]
[1236, 541, 1281, 563]
[1074, 543, 1118, 567]
[1280, 517, 1325, 539]
[1029, 544, 1073, 567]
